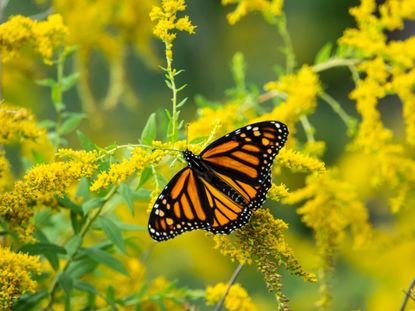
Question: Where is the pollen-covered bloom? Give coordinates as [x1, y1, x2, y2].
[0, 105, 47, 144]
[221, 0, 284, 25]
[263, 65, 320, 136]
[212, 209, 316, 308]
[0, 14, 68, 63]
[0, 246, 41, 310]
[0, 151, 12, 192]
[206, 283, 257, 311]
[0, 149, 98, 240]
[150, 0, 196, 60]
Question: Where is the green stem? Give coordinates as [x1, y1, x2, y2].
[400, 276, 415, 311]
[300, 116, 315, 142]
[44, 186, 117, 310]
[53, 52, 65, 149]
[312, 58, 360, 73]
[275, 14, 296, 74]
[165, 48, 178, 143]
[213, 263, 244, 311]
[319, 91, 357, 135]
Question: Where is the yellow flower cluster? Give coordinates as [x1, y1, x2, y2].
[0, 104, 47, 144]
[0, 150, 12, 192]
[150, 0, 196, 60]
[90, 146, 170, 192]
[263, 66, 321, 137]
[277, 148, 326, 173]
[0, 150, 97, 240]
[221, 0, 284, 25]
[206, 283, 257, 311]
[283, 171, 371, 307]
[0, 14, 68, 64]
[212, 209, 316, 308]
[0, 246, 41, 310]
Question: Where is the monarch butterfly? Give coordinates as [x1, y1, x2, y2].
[148, 121, 288, 241]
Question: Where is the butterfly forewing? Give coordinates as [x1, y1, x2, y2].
[148, 167, 214, 241]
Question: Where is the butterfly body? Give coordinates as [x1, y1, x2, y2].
[148, 121, 288, 241]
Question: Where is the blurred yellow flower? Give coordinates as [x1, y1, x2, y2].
[0, 151, 12, 192]
[0, 104, 47, 145]
[221, 0, 284, 25]
[0, 149, 97, 240]
[0, 14, 68, 64]
[0, 246, 41, 310]
[150, 0, 196, 60]
[206, 283, 257, 311]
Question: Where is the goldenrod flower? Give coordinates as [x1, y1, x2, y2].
[263, 66, 320, 135]
[0, 151, 12, 192]
[212, 209, 316, 307]
[277, 148, 326, 173]
[0, 14, 68, 64]
[206, 283, 257, 311]
[0, 246, 41, 310]
[0, 149, 97, 240]
[0, 105, 46, 145]
[150, 0, 196, 60]
[221, 0, 284, 25]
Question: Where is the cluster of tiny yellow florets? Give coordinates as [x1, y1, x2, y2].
[0, 14, 68, 64]
[150, 0, 196, 60]
[221, 0, 284, 25]
[0, 151, 12, 193]
[0, 104, 47, 144]
[212, 209, 316, 307]
[206, 283, 257, 311]
[0, 150, 97, 241]
[0, 246, 41, 310]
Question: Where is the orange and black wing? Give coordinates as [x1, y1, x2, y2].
[200, 121, 288, 211]
[148, 167, 214, 241]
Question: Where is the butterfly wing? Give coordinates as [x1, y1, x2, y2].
[200, 121, 288, 210]
[148, 167, 214, 241]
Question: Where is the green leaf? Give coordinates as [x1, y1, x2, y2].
[83, 247, 129, 276]
[58, 195, 82, 214]
[38, 119, 56, 129]
[77, 177, 90, 199]
[19, 243, 67, 256]
[67, 257, 97, 278]
[73, 280, 98, 295]
[65, 234, 82, 256]
[13, 291, 48, 311]
[82, 197, 102, 215]
[115, 221, 145, 232]
[62, 73, 80, 91]
[314, 42, 333, 64]
[51, 84, 61, 104]
[118, 183, 135, 215]
[97, 216, 126, 253]
[59, 113, 86, 135]
[58, 271, 73, 296]
[164, 79, 173, 89]
[176, 97, 188, 108]
[76, 130, 97, 151]
[136, 166, 152, 190]
[140, 113, 157, 145]
[36, 78, 56, 88]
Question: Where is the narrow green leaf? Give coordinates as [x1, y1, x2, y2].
[189, 136, 208, 144]
[67, 257, 97, 278]
[58, 195, 82, 214]
[73, 280, 98, 295]
[83, 247, 129, 276]
[97, 216, 126, 253]
[58, 271, 73, 296]
[62, 73, 80, 91]
[115, 221, 146, 232]
[314, 42, 333, 64]
[76, 130, 97, 151]
[176, 83, 187, 92]
[36, 78, 56, 87]
[136, 166, 152, 190]
[82, 197, 102, 215]
[176, 97, 188, 108]
[59, 113, 85, 135]
[164, 79, 173, 89]
[38, 119, 56, 129]
[19, 243, 67, 256]
[118, 183, 135, 215]
[140, 113, 157, 145]
[13, 291, 48, 311]
[77, 177, 90, 199]
[51, 84, 61, 104]
[65, 234, 82, 256]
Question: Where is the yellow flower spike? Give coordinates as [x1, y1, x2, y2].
[150, 0, 196, 60]
[277, 148, 326, 173]
[212, 209, 316, 308]
[221, 0, 284, 25]
[0, 246, 41, 310]
[267, 183, 289, 201]
[0, 151, 12, 192]
[206, 283, 258, 311]
[0, 14, 68, 64]
[0, 150, 98, 241]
